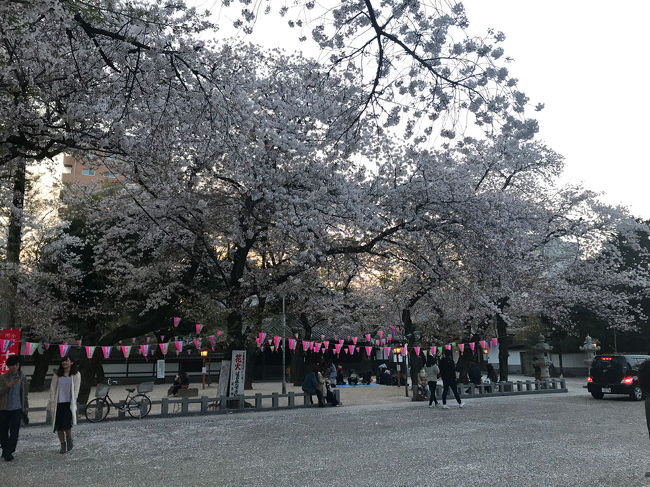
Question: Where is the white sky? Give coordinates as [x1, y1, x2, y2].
[462, 0, 650, 219]
[197, 0, 650, 219]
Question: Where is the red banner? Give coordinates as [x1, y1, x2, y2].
[0, 328, 21, 374]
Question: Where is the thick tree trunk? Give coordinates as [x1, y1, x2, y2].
[291, 347, 305, 387]
[496, 299, 510, 382]
[4, 158, 26, 328]
[29, 345, 57, 392]
[77, 350, 105, 405]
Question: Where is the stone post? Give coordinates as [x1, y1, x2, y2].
[532, 334, 553, 379]
[579, 335, 600, 375]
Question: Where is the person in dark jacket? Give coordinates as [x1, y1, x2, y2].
[302, 365, 324, 406]
[639, 359, 650, 478]
[638, 359, 650, 439]
[439, 349, 464, 409]
[0, 356, 29, 462]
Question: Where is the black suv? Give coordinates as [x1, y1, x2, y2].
[587, 354, 650, 401]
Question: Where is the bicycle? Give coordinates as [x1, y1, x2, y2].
[85, 382, 153, 422]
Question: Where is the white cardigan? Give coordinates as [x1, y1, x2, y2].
[48, 372, 81, 428]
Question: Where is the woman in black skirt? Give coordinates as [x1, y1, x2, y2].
[48, 357, 81, 454]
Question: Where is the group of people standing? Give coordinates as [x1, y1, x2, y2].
[0, 356, 81, 461]
[418, 350, 464, 409]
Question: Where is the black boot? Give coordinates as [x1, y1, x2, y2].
[59, 442, 67, 454]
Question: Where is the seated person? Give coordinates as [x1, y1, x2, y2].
[302, 365, 325, 406]
[168, 370, 190, 396]
[468, 362, 482, 386]
[348, 370, 359, 385]
[361, 370, 372, 385]
[336, 365, 344, 385]
[486, 363, 498, 383]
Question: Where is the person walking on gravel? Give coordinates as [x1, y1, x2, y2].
[439, 349, 464, 409]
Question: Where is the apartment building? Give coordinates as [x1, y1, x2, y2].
[61, 154, 120, 186]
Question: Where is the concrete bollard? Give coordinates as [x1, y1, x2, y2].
[516, 381, 523, 392]
[238, 396, 245, 410]
[201, 396, 209, 413]
[255, 393, 263, 409]
[181, 397, 189, 414]
[161, 398, 169, 416]
[334, 389, 341, 405]
[288, 392, 295, 408]
[272, 392, 279, 409]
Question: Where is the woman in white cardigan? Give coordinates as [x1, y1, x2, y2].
[48, 357, 81, 454]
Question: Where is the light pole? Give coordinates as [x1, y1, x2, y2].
[201, 349, 208, 389]
[282, 296, 287, 395]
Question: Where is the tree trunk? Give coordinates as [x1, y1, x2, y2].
[244, 342, 255, 389]
[4, 158, 26, 328]
[457, 348, 474, 383]
[29, 345, 56, 392]
[496, 300, 510, 382]
[77, 350, 105, 405]
[291, 348, 305, 386]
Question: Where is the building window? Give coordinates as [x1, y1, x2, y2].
[63, 165, 73, 174]
[102, 171, 117, 178]
[82, 169, 95, 176]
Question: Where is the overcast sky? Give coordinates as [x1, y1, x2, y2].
[462, 0, 650, 219]
[199, 0, 650, 219]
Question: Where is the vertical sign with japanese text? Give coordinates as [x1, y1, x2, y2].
[0, 329, 21, 374]
[229, 350, 246, 396]
[156, 360, 165, 379]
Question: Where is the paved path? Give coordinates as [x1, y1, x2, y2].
[4, 380, 649, 486]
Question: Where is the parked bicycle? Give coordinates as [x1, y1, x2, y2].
[85, 381, 153, 422]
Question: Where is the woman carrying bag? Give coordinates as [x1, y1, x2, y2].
[48, 357, 81, 454]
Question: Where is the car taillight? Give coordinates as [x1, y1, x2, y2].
[621, 376, 633, 385]
[586, 376, 593, 383]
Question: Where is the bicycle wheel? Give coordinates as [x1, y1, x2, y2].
[85, 398, 110, 422]
[127, 394, 152, 419]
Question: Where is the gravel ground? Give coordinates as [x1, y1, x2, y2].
[3, 378, 650, 487]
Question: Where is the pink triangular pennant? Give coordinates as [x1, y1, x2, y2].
[159, 343, 169, 355]
[85, 346, 96, 359]
[173, 317, 181, 327]
[365, 346, 372, 357]
[59, 344, 71, 357]
[413, 346, 420, 356]
[469, 342, 475, 351]
[101, 346, 112, 359]
[458, 343, 465, 353]
[121, 345, 132, 358]
[347, 345, 355, 355]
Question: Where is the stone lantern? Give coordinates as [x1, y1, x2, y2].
[532, 334, 553, 379]
[579, 335, 600, 372]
